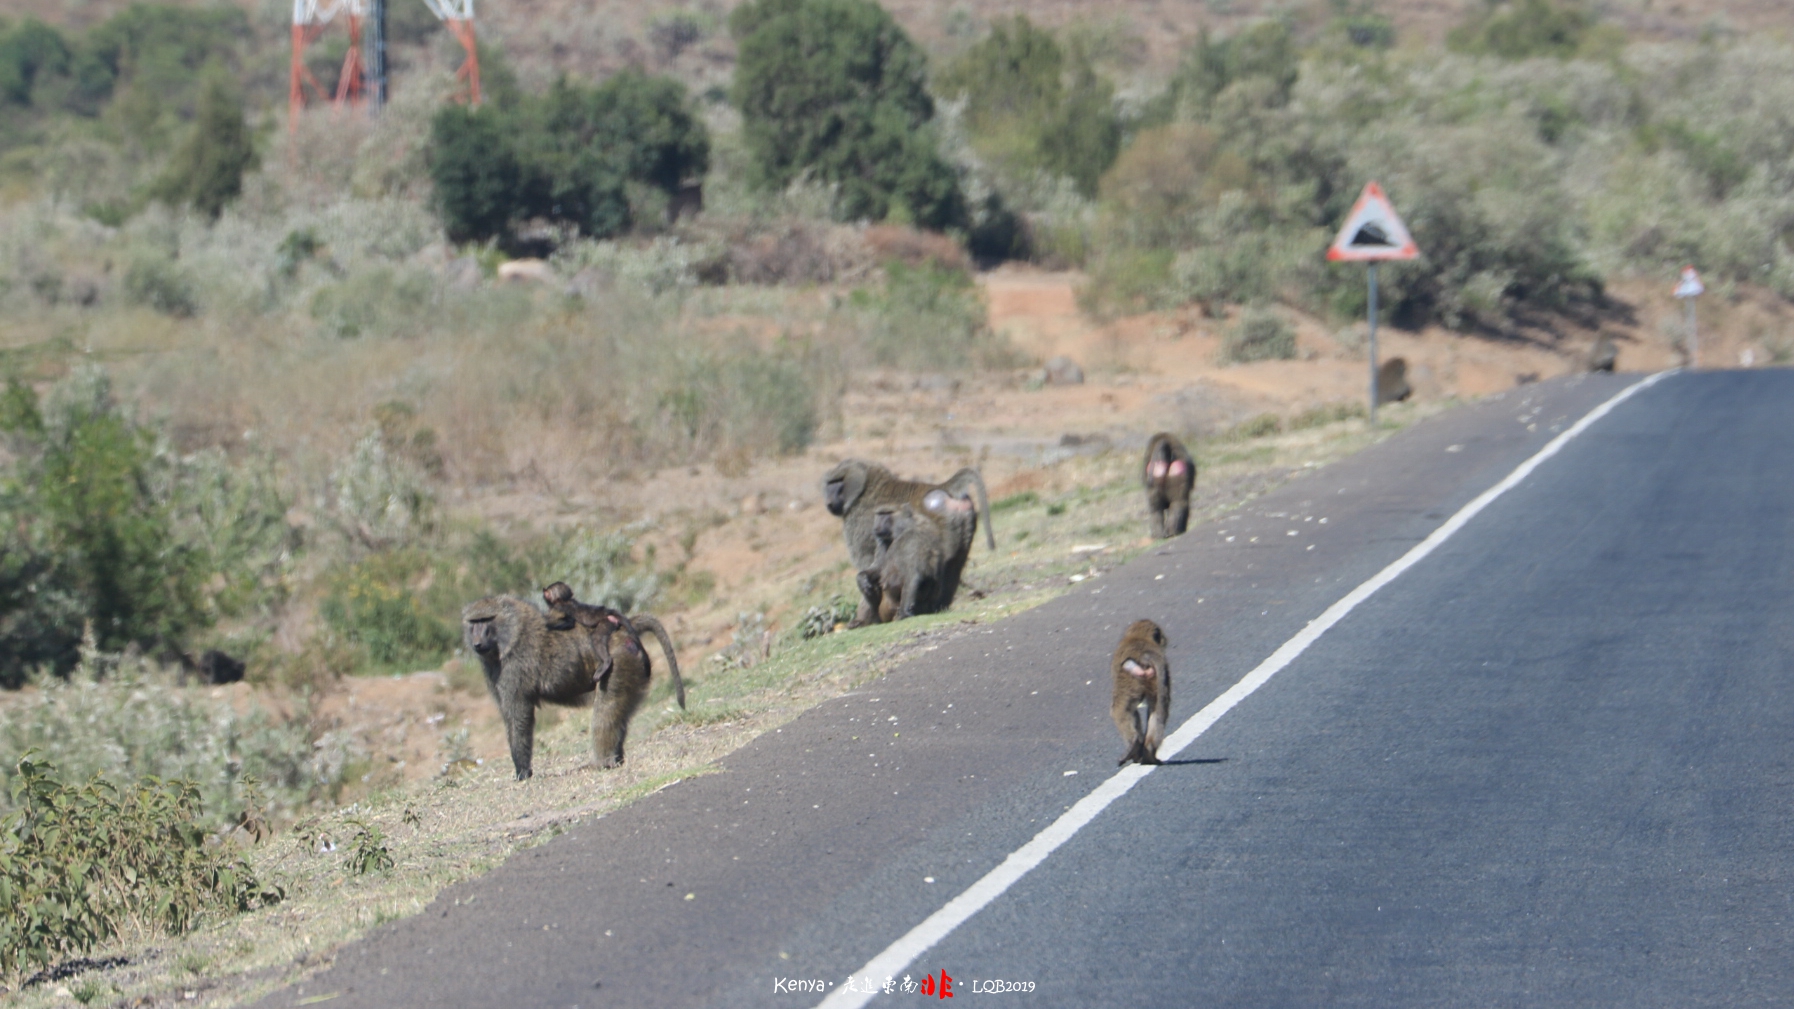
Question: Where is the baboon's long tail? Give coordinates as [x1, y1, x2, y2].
[629, 614, 686, 710]
[949, 467, 996, 552]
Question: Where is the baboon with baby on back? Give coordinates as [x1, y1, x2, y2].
[462, 584, 684, 780]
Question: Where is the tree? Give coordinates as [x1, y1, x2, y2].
[730, 0, 965, 229]
[0, 18, 71, 106]
[429, 70, 709, 245]
[938, 16, 1121, 198]
[1448, 0, 1593, 60]
[151, 69, 256, 219]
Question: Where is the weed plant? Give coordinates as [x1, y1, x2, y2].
[0, 753, 283, 979]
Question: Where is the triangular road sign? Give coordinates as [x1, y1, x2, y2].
[1327, 182, 1419, 262]
[1673, 266, 1704, 299]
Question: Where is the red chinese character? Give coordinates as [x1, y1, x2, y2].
[918, 974, 934, 996]
[938, 971, 953, 998]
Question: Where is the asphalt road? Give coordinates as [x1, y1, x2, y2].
[258, 369, 1794, 1009]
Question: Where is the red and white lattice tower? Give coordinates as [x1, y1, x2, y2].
[290, 1, 359, 128]
[289, 0, 479, 132]
[420, 0, 481, 107]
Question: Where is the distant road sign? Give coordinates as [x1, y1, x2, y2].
[1674, 266, 1705, 299]
[1327, 182, 1419, 262]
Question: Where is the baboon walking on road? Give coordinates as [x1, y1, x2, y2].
[1111, 619, 1171, 766]
[462, 594, 685, 779]
[823, 460, 993, 624]
[1142, 433, 1195, 538]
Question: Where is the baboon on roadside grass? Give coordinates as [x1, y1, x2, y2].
[1111, 619, 1171, 766]
[823, 460, 993, 624]
[461, 594, 685, 779]
[1141, 433, 1196, 539]
[852, 502, 971, 626]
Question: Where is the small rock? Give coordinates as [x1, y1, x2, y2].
[1043, 355, 1085, 386]
[498, 258, 554, 284]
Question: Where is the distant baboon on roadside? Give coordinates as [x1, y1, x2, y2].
[852, 502, 974, 625]
[1111, 619, 1171, 766]
[461, 595, 685, 779]
[1141, 433, 1196, 539]
[1377, 357, 1412, 404]
[1588, 335, 1617, 373]
[823, 460, 993, 624]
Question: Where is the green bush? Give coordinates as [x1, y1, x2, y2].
[0, 753, 282, 979]
[1448, 0, 1593, 60]
[429, 70, 708, 245]
[543, 527, 660, 613]
[0, 370, 209, 678]
[0, 19, 72, 106]
[123, 255, 198, 316]
[1223, 307, 1297, 363]
[729, 0, 965, 229]
[939, 17, 1121, 199]
[149, 69, 256, 220]
[319, 551, 457, 672]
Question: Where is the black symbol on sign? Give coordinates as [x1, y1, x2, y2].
[1351, 222, 1393, 247]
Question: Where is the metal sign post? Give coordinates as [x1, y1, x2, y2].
[1327, 182, 1420, 423]
[1367, 262, 1379, 420]
[1674, 266, 1704, 370]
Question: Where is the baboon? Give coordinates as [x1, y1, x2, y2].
[1141, 433, 1196, 539]
[852, 502, 974, 625]
[823, 460, 994, 624]
[1377, 357, 1412, 404]
[1111, 619, 1171, 766]
[461, 595, 685, 780]
[1588, 335, 1617, 373]
[179, 649, 245, 686]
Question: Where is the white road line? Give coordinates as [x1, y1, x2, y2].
[815, 370, 1673, 1009]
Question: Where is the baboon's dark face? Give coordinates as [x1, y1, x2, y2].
[465, 618, 499, 655]
[824, 476, 849, 516]
[874, 507, 898, 545]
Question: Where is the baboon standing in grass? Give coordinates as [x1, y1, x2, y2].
[1111, 619, 1171, 766]
[461, 594, 685, 779]
[1142, 433, 1195, 538]
[823, 460, 993, 624]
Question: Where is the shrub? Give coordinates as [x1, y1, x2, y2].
[852, 260, 995, 370]
[1142, 20, 1300, 124]
[331, 430, 437, 551]
[938, 17, 1121, 199]
[149, 69, 255, 219]
[0, 369, 210, 677]
[550, 527, 660, 612]
[730, 0, 965, 229]
[428, 70, 709, 245]
[0, 754, 283, 979]
[319, 551, 457, 672]
[1223, 307, 1297, 362]
[0, 662, 333, 826]
[1447, 0, 1593, 60]
[123, 255, 198, 316]
[0, 18, 71, 106]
